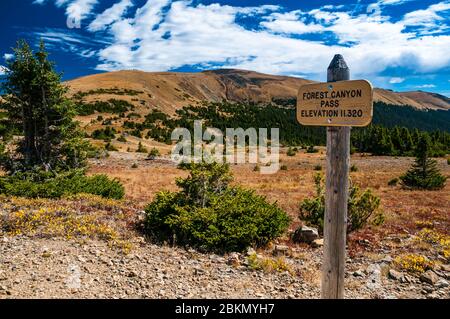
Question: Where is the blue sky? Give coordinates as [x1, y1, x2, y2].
[0, 0, 449, 96]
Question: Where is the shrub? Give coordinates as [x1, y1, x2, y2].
[299, 173, 381, 233]
[131, 163, 138, 169]
[280, 165, 288, 171]
[447, 158, 450, 165]
[0, 170, 124, 199]
[136, 142, 148, 153]
[388, 177, 399, 186]
[393, 254, 434, 274]
[400, 134, 446, 190]
[144, 162, 290, 253]
[286, 147, 296, 157]
[148, 147, 160, 159]
[117, 135, 127, 143]
[313, 164, 322, 171]
[306, 145, 318, 153]
[105, 142, 118, 151]
[92, 126, 117, 141]
[247, 253, 293, 274]
[350, 164, 358, 172]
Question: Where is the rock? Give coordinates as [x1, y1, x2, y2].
[420, 270, 439, 285]
[311, 239, 324, 248]
[381, 256, 393, 263]
[292, 226, 319, 244]
[440, 264, 450, 272]
[366, 264, 382, 290]
[388, 269, 404, 281]
[273, 245, 289, 256]
[353, 270, 365, 277]
[426, 293, 439, 299]
[227, 253, 240, 266]
[435, 279, 449, 288]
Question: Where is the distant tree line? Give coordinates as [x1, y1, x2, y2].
[126, 101, 449, 157]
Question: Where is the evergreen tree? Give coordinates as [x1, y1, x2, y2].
[0, 40, 90, 173]
[400, 134, 447, 190]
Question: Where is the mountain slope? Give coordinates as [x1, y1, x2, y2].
[66, 69, 450, 115]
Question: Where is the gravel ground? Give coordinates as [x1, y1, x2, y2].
[1, 236, 448, 299]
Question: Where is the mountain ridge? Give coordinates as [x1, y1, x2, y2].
[66, 69, 450, 114]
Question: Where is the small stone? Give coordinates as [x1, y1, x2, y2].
[292, 225, 319, 244]
[420, 270, 439, 285]
[311, 239, 324, 248]
[381, 256, 393, 263]
[353, 270, 365, 277]
[273, 245, 289, 256]
[435, 279, 449, 288]
[388, 269, 404, 281]
[426, 293, 439, 299]
[440, 264, 450, 272]
[227, 253, 240, 266]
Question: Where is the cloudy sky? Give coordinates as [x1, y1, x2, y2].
[0, 0, 449, 95]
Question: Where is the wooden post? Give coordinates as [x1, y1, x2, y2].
[321, 54, 350, 299]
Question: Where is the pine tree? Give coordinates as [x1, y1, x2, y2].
[0, 40, 90, 173]
[400, 134, 447, 190]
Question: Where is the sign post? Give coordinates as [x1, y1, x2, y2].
[296, 54, 373, 299]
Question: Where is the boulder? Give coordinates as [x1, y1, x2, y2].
[292, 226, 319, 244]
[420, 270, 439, 285]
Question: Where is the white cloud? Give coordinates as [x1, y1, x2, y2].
[389, 77, 405, 84]
[90, 0, 450, 79]
[3, 53, 14, 61]
[402, 1, 450, 32]
[88, 0, 134, 32]
[33, 0, 99, 24]
[416, 84, 436, 88]
[261, 11, 325, 34]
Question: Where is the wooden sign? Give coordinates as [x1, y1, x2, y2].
[297, 79, 373, 127]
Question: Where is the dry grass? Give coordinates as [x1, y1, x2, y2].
[86, 149, 449, 258]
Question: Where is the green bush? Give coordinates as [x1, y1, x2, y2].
[144, 162, 290, 253]
[105, 142, 118, 151]
[286, 147, 296, 156]
[136, 142, 148, 153]
[280, 165, 288, 171]
[306, 145, 318, 153]
[388, 177, 399, 186]
[299, 173, 381, 233]
[92, 126, 116, 141]
[117, 135, 127, 143]
[350, 164, 358, 172]
[0, 169, 124, 199]
[313, 164, 322, 171]
[447, 158, 450, 165]
[148, 147, 160, 159]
